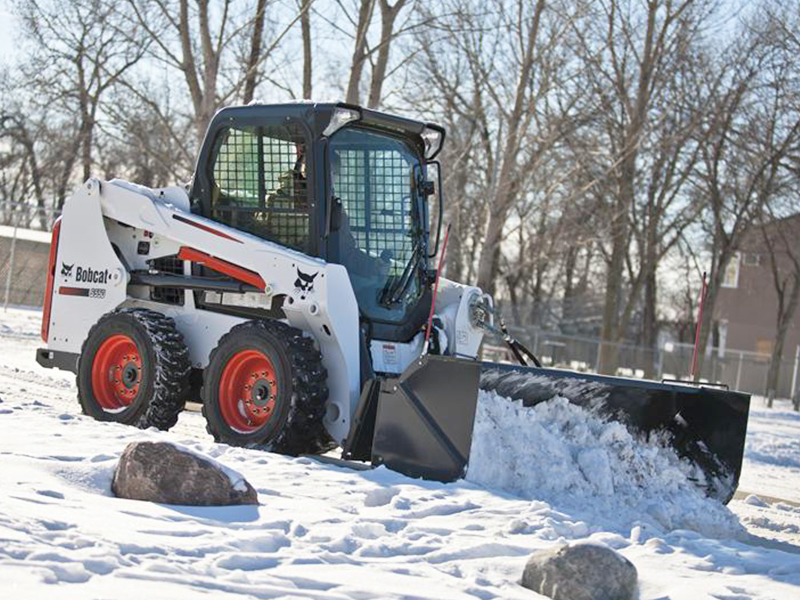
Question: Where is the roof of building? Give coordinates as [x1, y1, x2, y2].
[0, 225, 51, 244]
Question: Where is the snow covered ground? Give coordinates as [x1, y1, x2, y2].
[1, 306, 799, 599]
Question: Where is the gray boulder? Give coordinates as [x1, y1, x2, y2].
[112, 441, 258, 506]
[521, 543, 637, 600]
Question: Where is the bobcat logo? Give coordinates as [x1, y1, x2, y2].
[293, 268, 318, 300]
[61, 262, 74, 277]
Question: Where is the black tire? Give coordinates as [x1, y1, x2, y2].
[77, 308, 191, 430]
[202, 319, 334, 455]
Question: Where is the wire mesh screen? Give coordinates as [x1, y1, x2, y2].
[148, 255, 184, 305]
[334, 147, 414, 277]
[211, 125, 309, 251]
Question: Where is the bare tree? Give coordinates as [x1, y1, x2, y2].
[472, 0, 579, 297]
[568, 0, 712, 374]
[127, 0, 309, 142]
[409, 0, 493, 283]
[691, 11, 800, 379]
[17, 0, 150, 183]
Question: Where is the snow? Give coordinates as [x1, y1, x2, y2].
[466, 392, 743, 538]
[1, 306, 799, 599]
[739, 402, 800, 504]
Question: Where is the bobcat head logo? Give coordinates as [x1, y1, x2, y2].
[294, 268, 318, 299]
[61, 262, 74, 277]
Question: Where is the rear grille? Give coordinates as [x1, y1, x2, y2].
[148, 255, 184, 305]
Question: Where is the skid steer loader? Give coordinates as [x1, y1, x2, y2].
[36, 102, 750, 502]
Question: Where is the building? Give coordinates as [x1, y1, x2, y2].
[714, 214, 800, 397]
[0, 225, 51, 307]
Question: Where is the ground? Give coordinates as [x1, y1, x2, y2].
[0, 306, 799, 599]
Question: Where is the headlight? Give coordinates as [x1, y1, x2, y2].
[421, 126, 444, 159]
[323, 107, 361, 137]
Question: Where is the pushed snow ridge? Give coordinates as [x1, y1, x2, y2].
[466, 391, 744, 538]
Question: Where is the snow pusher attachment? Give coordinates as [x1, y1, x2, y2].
[344, 354, 748, 502]
[480, 364, 751, 503]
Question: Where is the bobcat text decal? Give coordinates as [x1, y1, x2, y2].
[60, 263, 122, 296]
[63, 265, 112, 284]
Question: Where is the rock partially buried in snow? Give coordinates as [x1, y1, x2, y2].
[112, 441, 258, 506]
[521, 543, 637, 600]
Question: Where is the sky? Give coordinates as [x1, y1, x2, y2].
[0, 1, 15, 60]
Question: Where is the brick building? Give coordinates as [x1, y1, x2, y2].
[714, 214, 800, 397]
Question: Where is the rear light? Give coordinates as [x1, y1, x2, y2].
[41, 217, 62, 342]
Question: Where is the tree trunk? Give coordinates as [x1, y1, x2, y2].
[562, 245, 577, 326]
[367, 0, 406, 108]
[597, 219, 625, 374]
[345, 0, 375, 105]
[642, 218, 659, 378]
[179, 0, 205, 142]
[243, 0, 268, 104]
[767, 276, 800, 404]
[301, 0, 312, 99]
[444, 163, 468, 282]
[80, 114, 93, 181]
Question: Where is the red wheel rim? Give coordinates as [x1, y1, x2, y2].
[218, 349, 279, 433]
[91, 334, 142, 411]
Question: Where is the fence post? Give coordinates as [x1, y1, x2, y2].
[594, 340, 602, 373]
[3, 209, 19, 312]
[656, 346, 664, 380]
[735, 351, 743, 391]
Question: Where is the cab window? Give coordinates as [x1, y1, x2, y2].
[210, 123, 310, 251]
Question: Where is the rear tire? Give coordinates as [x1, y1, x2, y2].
[77, 308, 191, 430]
[202, 320, 334, 455]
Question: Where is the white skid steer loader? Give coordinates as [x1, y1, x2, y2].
[37, 103, 750, 501]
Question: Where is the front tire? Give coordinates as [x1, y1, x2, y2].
[77, 308, 191, 430]
[202, 320, 333, 455]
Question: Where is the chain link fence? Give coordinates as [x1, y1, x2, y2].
[483, 326, 800, 402]
[0, 200, 60, 310]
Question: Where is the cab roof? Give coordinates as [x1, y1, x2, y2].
[211, 101, 445, 158]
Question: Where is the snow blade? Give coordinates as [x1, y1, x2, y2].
[480, 363, 751, 503]
[370, 356, 481, 482]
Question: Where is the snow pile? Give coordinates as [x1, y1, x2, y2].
[466, 391, 744, 538]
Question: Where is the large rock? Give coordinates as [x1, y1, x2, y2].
[112, 441, 258, 506]
[521, 543, 637, 600]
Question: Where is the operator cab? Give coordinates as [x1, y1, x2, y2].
[190, 102, 445, 343]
